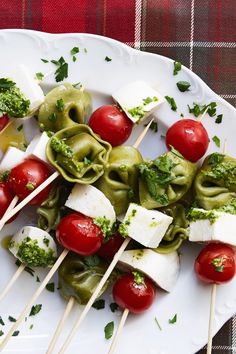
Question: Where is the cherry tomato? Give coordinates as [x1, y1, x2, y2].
[166, 119, 209, 162]
[97, 232, 124, 259]
[7, 159, 51, 205]
[112, 272, 156, 314]
[195, 243, 236, 284]
[0, 114, 10, 132]
[89, 105, 133, 146]
[56, 212, 103, 256]
[0, 182, 14, 218]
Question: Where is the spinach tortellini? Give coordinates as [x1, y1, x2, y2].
[47, 124, 112, 184]
[95, 146, 143, 215]
[194, 153, 236, 209]
[154, 203, 189, 253]
[37, 182, 71, 231]
[38, 83, 91, 132]
[58, 253, 119, 304]
[138, 151, 197, 209]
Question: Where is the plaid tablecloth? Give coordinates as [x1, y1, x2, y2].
[1, 1, 236, 353]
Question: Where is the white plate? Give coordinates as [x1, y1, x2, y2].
[0, 29, 236, 354]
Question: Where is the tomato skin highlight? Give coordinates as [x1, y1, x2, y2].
[7, 159, 51, 205]
[0, 114, 10, 132]
[89, 105, 133, 146]
[97, 232, 124, 260]
[166, 119, 209, 162]
[56, 212, 103, 256]
[112, 273, 156, 314]
[195, 243, 236, 284]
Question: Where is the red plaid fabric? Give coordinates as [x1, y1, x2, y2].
[1, 1, 236, 353]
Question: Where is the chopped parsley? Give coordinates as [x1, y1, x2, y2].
[83, 254, 101, 267]
[211, 257, 225, 272]
[70, 47, 79, 55]
[0, 170, 10, 182]
[0, 330, 3, 336]
[94, 217, 112, 238]
[208, 153, 225, 166]
[8, 316, 16, 322]
[43, 237, 50, 247]
[35, 72, 44, 81]
[55, 98, 65, 112]
[25, 182, 35, 191]
[215, 114, 223, 124]
[29, 324, 34, 330]
[12, 330, 20, 336]
[144, 120, 158, 133]
[154, 317, 162, 331]
[188, 102, 217, 118]
[48, 112, 57, 122]
[36, 276, 40, 282]
[50, 137, 73, 158]
[51, 56, 68, 82]
[73, 82, 82, 89]
[173, 61, 182, 75]
[105, 56, 112, 62]
[176, 81, 191, 92]
[165, 96, 177, 111]
[46, 282, 55, 292]
[41, 58, 49, 63]
[187, 208, 219, 224]
[212, 135, 221, 148]
[110, 303, 119, 313]
[83, 157, 92, 165]
[204, 158, 236, 187]
[0, 317, 5, 326]
[17, 124, 23, 131]
[0, 78, 16, 89]
[132, 271, 145, 285]
[29, 304, 42, 317]
[92, 299, 105, 310]
[168, 313, 177, 324]
[143, 96, 158, 105]
[104, 321, 114, 339]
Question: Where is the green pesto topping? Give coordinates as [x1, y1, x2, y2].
[132, 271, 145, 285]
[149, 220, 160, 227]
[188, 208, 219, 224]
[118, 207, 137, 237]
[25, 182, 35, 191]
[0, 78, 30, 117]
[94, 217, 113, 238]
[48, 112, 57, 122]
[43, 237, 49, 247]
[55, 98, 65, 112]
[0, 170, 10, 183]
[133, 249, 144, 260]
[218, 199, 236, 215]
[50, 137, 73, 158]
[35, 72, 44, 81]
[16, 237, 56, 267]
[204, 160, 236, 187]
[127, 96, 158, 122]
[208, 153, 225, 166]
[211, 257, 225, 272]
[83, 157, 92, 165]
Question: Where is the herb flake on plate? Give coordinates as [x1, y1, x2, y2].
[154, 317, 162, 331]
[46, 282, 55, 292]
[51, 56, 68, 82]
[8, 316, 16, 322]
[0, 317, 5, 326]
[110, 303, 119, 313]
[212, 135, 221, 148]
[105, 56, 112, 62]
[176, 81, 191, 92]
[173, 61, 182, 75]
[92, 299, 105, 310]
[165, 96, 177, 111]
[168, 314, 177, 324]
[12, 330, 20, 336]
[104, 321, 114, 339]
[215, 114, 223, 124]
[29, 304, 42, 317]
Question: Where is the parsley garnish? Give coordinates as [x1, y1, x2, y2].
[70, 47, 79, 55]
[36, 276, 40, 282]
[83, 254, 101, 267]
[83, 157, 92, 165]
[169, 314, 177, 324]
[48, 112, 57, 122]
[73, 82, 82, 89]
[176, 81, 191, 92]
[51, 57, 68, 82]
[104, 321, 114, 339]
[144, 120, 158, 133]
[15, 259, 35, 277]
[0, 78, 16, 89]
[110, 303, 119, 313]
[17, 124, 23, 131]
[154, 317, 162, 331]
[188, 102, 217, 117]
[46, 282, 55, 292]
[211, 257, 225, 272]
[0, 170, 10, 182]
[0, 330, 3, 336]
[143, 96, 158, 105]
[29, 324, 33, 330]
[208, 153, 225, 165]
[29, 304, 42, 317]
[173, 61, 182, 75]
[105, 56, 112, 62]
[12, 330, 20, 336]
[72, 56, 77, 62]
[55, 98, 65, 112]
[215, 114, 223, 124]
[8, 316, 16, 322]
[35, 72, 44, 81]
[132, 271, 145, 285]
[165, 96, 177, 111]
[41, 58, 49, 63]
[92, 299, 105, 310]
[212, 135, 221, 148]
[0, 317, 5, 326]
[25, 182, 35, 191]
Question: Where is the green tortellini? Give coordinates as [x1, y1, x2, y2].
[46, 124, 112, 184]
[95, 146, 143, 215]
[38, 83, 92, 132]
[58, 253, 119, 304]
[37, 182, 71, 231]
[194, 153, 236, 209]
[138, 151, 197, 209]
[154, 203, 189, 253]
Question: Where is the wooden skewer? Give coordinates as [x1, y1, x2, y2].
[46, 296, 75, 354]
[0, 263, 25, 303]
[207, 139, 227, 354]
[133, 118, 154, 149]
[108, 308, 129, 354]
[0, 249, 69, 351]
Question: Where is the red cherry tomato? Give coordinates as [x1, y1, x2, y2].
[112, 273, 156, 314]
[0, 182, 18, 223]
[195, 243, 236, 284]
[97, 232, 124, 260]
[0, 114, 10, 132]
[166, 119, 209, 162]
[7, 159, 51, 205]
[89, 105, 133, 146]
[56, 212, 103, 256]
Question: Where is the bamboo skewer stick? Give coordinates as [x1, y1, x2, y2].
[46, 296, 75, 354]
[108, 308, 129, 354]
[0, 263, 25, 302]
[0, 249, 69, 351]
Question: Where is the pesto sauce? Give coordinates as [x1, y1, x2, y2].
[204, 160, 236, 187]
[118, 207, 137, 237]
[188, 209, 219, 224]
[50, 137, 73, 158]
[94, 216, 112, 238]
[0, 80, 30, 118]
